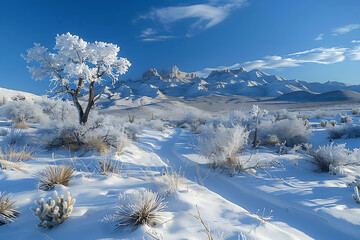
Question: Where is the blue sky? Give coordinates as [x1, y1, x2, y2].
[0, 0, 360, 94]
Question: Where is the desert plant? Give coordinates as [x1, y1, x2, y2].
[96, 159, 123, 176]
[257, 118, 312, 147]
[38, 164, 76, 190]
[146, 167, 185, 196]
[340, 116, 352, 124]
[309, 143, 359, 172]
[320, 120, 328, 128]
[85, 137, 108, 155]
[0, 145, 34, 170]
[198, 124, 249, 169]
[0, 192, 20, 225]
[330, 120, 337, 127]
[4, 129, 27, 145]
[12, 120, 30, 129]
[327, 122, 360, 139]
[31, 191, 75, 229]
[104, 190, 167, 232]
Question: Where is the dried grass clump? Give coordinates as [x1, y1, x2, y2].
[0, 145, 34, 170]
[97, 159, 123, 176]
[146, 167, 185, 196]
[38, 164, 76, 191]
[85, 137, 109, 155]
[0, 192, 20, 225]
[4, 129, 27, 145]
[12, 121, 30, 129]
[104, 190, 167, 232]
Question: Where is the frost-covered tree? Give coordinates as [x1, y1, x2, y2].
[23, 33, 131, 124]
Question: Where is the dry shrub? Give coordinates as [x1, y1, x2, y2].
[38, 164, 76, 190]
[0, 145, 34, 170]
[12, 121, 30, 129]
[104, 190, 167, 232]
[85, 138, 109, 155]
[97, 159, 123, 176]
[0, 192, 20, 225]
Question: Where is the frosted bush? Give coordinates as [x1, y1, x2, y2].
[0, 192, 20, 225]
[258, 118, 312, 147]
[148, 119, 165, 131]
[309, 143, 360, 172]
[32, 191, 75, 229]
[340, 116, 352, 124]
[327, 122, 360, 139]
[330, 120, 337, 126]
[146, 167, 185, 196]
[198, 123, 249, 169]
[320, 120, 328, 128]
[2, 100, 49, 123]
[273, 109, 297, 121]
[104, 190, 167, 232]
[4, 129, 27, 145]
[352, 108, 360, 115]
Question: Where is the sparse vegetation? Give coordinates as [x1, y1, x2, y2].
[38, 164, 76, 190]
[309, 143, 359, 172]
[104, 190, 167, 232]
[12, 120, 30, 129]
[0, 145, 34, 170]
[0, 192, 20, 225]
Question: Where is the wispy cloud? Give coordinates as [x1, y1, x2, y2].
[196, 46, 355, 77]
[351, 40, 360, 43]
[348, 45, 360, 60]
[138, 0, 247, 41]
[332, 24, 360, 36]
[314, 33, 323, 41]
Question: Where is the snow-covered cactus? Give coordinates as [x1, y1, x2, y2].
[353, 186, 360, 204]
[330, 120, 337, 127]
[320, 120, 328, 128]
[328, 164, 344, 175]
[31, 191, 75, 229]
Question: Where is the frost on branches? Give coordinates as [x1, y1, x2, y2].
[22, 33, 131, 124]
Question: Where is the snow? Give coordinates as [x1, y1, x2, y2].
[1, 88, 360, 240]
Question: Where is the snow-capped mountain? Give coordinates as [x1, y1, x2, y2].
[98, 66, 360, 102]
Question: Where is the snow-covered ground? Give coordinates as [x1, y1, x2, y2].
[1, 96, 360, 240]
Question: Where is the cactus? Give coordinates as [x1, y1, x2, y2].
[31, 190, 75, 229]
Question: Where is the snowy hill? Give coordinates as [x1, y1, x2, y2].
[96, 66, 360, 103]
[0, 87, 40, 103]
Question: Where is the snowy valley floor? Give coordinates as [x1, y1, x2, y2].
[1, 104, 360, 239]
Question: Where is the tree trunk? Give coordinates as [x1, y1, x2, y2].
[81, 81, 95, 124]
[70, 78, 95, 125]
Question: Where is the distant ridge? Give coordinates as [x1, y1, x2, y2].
[273, 90, 360, 102]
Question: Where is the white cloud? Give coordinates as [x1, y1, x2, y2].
[196, 46, 350, 77]
[138, 0, 247, 41]
[314, 34, 323, 41]
[347, 45, 360, 60]
[351, 40, 360, 43]
[332, 24, 360, 36]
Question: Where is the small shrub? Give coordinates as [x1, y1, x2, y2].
[104, 190, 167, 232]
[330, 120, 337, 127]
[12, 120, 30, 129]
[146, 167, 185, 196]
[97, 159, 122, 176]
[4, 129, 27, 145]
[198, 124, 249, 169]
[31, 191, 75, 229]
[327, 122, 360, 139]
[0, 192, 20, 225]
[85, 137, 108, 155]
[340, 116, 352, 124]
[0, 145, 34, 170]
[320, 120, 328, 128]
[309, 143, 359, 172]
[258, 118, 312, 147]
[38, 164, 76, 190]
[352, 108, 360, 115]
